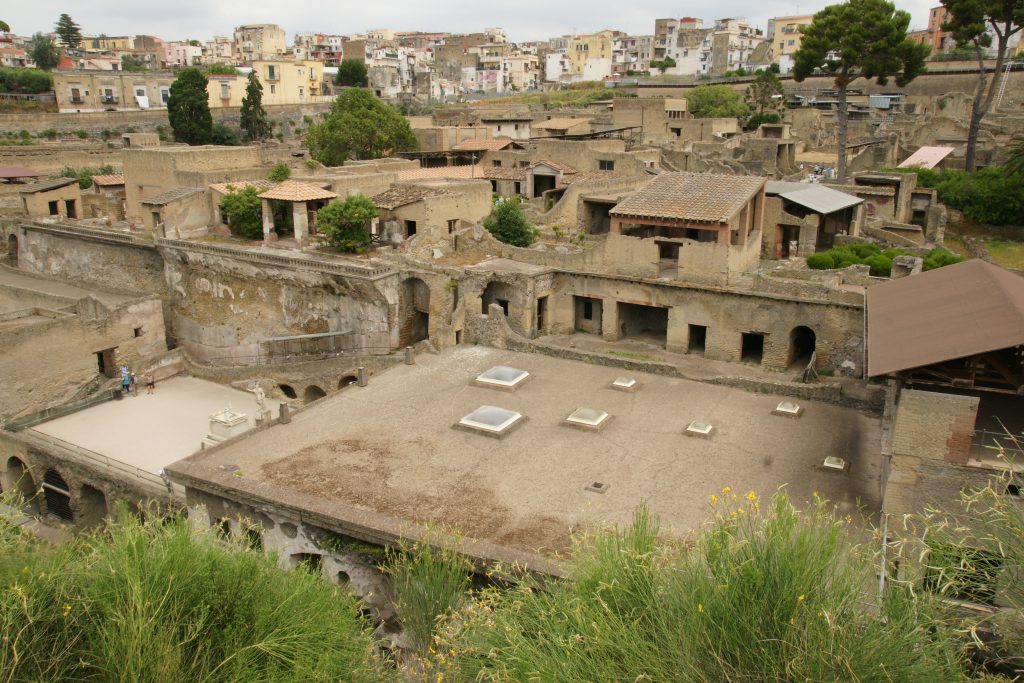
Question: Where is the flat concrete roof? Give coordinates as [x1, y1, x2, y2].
[31, 377, 279, 475]
[168, 348, 881, 561]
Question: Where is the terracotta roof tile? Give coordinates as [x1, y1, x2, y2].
[610, 172, 765, 223]
[396, 165, 483, 181]
[371, 185, 450, 210]
[531, 159, 578, 174]
[141, 187, 203, 205]
[208, 179, 275, 194]
[90, 174, 125, 186]
[484, 167, 527, 181]
[19, 177, 78, 194]
[451, 137, 517, 151]
[258, 180, 338, 202]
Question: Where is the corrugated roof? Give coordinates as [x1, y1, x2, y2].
[371, 186, 450, 210]
[258, 180, 338, 202]
[451, 137, 517, 151]
[91, 174, 125, 186]
[867, 259, 1024, 377]
[533, 117, 591, 130]
[897, 146, 955, 170]
[19, 177, 78, 194]
[208, 179, 275, 194]
[141, 187, 203, 205]
[610, 172, 766, 223]
[777, 184, 862, 214]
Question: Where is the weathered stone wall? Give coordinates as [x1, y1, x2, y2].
[0, 144, 125, 175]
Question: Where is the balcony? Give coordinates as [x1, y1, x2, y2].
[70, 96, 84, 104]
[101, 95, 119, 104]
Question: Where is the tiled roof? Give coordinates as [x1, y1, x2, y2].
[19, 177, 78, 194]
[141, 187, 204, 206]
[531, 159, 578, 174]
[371, 186, 450, 210]
[0, 166, 42, 180]
[533, 117, 591, 130]
[484, 167, 527, 181]
[610, 172, 766, 223]
[208, 179, 275, 194]
[396, 165, 483, 181]
[258, 180, 338, 202]
[562, 171, 623, 185]
[90, 174, 125, 186]
[451, 137, 517, 151]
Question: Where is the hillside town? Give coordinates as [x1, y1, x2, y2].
[1, 2, 1023, 680]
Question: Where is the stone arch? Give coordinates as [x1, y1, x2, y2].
[278, 383, 297, 400]
[78, 484, 108, 528]
[42, 469, 73, 522]
[6, 233, 17, 267]
[398, 277, 431, 346]
[338, 375, 358, 390]
[304, 385, 327, 403]
[5, 456, 39, 514]
[789, 325, 817, 368]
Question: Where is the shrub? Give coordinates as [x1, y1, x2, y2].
[922, 247, 965, 271]
[267, 163, 291, 182]
[39, 128, 57, 140]
[849, 242, 881, 259]
[886, 166, 1024, 225]
[211, 123, 239, 146]
[61, 166, 99, 189]
[75, 129, 88, 139]
[806, 252, 835, 269]
[219, 185, 263, 239]
[483, 197, 536, 247]
[865, 254, 893, 276]
[317, 194, 378, 253]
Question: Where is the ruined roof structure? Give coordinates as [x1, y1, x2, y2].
[611, 172, 765, 224]
[897, 146, 955, 170]
[90, 174, 126, 187]
[257, 180, 338, 202]
[371, 185, 451, 210]
[0, 166, 44, 181]
[18, 177, 78, 194]
[208, 179, 275, 194]
[867, 259, 1024, 377]
[141, 187, 203, 205]
[450, 137, 518, 151]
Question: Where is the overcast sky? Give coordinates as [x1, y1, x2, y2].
[9, 0, 936, 44]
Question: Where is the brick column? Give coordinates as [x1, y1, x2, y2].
[261, 199, 276, 242]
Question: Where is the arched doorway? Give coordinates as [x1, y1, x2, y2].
[6, 234, 17, 267]
[78, 484, 108, 528]
[399, 278, 431, 346]
[304, 385, 327, 403]
[42, 469, 73, 522]
[278, 383, 297, 399]
[481, 281, 514, 316]
[338, 375, 358, 390]
[789, 326, 817, 368]
[5, 456, 39, 514]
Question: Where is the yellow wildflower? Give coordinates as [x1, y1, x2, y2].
[698, 603, 704, 613]
[709, 494, 718, 505]
[721, 486, 731, 495]
[746, 490, 757, 502]
[798, 595, 805, 602]
[62, 603, 72, 618]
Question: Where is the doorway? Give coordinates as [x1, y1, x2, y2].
[536, 296, 548, 333]
[617, 303, 669, 347]
[789, 326, 816, 367]
[741, 332, 765, 364]
[6, 234, 17, 267]
[688, 324, 707, 356]
[96, 348, 117, 378]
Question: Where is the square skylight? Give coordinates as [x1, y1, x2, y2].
[610, 377, 638, 393]
[473, 365, 531, 392]
[564, 407, 610, 431]
[772, 401, 804, 418]
[585, 481, 610, 494]
[685, 421, 714, 438]
[455, 405, 524, 438]
[823, 456, 847, 472]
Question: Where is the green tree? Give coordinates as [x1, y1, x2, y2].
[27, 33, 60, 71]
[167, 67, 212, 145]
[203, 63, 239, 75]
[686, 84, 751, 119]
[1005, 134, 1024, 175]
[483, 197, 536, 247]
[267, 163, 291, 181]
[120, 54, 146, 71]
[0, 21, 10, 33]
[794, 0, 929, 182]
[211, 123, 239, 145]
[650, 56, 677, 70]
[54, 13, 82, 50]
[240, 71, 271, 142]
[744, 69, 785, 123]
[306, 88, 418, 165]
[940, 0, 1023, 171]
[219, 185, 264, 238]
[317, 194, 379, 252]
[335, 58, 368, 87]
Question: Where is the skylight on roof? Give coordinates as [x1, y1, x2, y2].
[564, 407, 610, 431]
[473, 365, 530, 392]
[455, 405, 523, 438]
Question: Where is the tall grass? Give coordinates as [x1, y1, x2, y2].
[440, 493, 965, 682]
[0, 503, 393, 682]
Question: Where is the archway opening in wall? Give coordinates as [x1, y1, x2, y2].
[399, 277, 431, 347]
[789, 326, 816, 368]
[304, 385, 327, 403]
[741, 332, 765, 365]
[481, 281, 513, 316]
[279, 383, 297, 399]
[339, 375, 358, 390]
[5, 456, 39, 514]
[78, 484, 108, 528]
[6, 234, 17, 267]
[42, 469, 73, 522]
[337, 570, 351, 586]
[617, 303, 669, 348]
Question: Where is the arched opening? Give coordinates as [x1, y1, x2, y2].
[5, 456, 39, 514]
[304, 385, 327, 403]
[337, 570, 351, 586]
[278, 383, 297, 399]
[338, 375, 358, 390]
[42, 469, 73, 522]
[78, 484, 108, 528]
[6, 234, 17, 267]
[481, 281, 514, 316]
[399, 277, 431, 346]
[290, 552, 323, 574]
[789, 326, 817, 368]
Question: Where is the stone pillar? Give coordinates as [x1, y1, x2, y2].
[292, 201, 308, 246]
[262, 199, 276, 242]
[665, 306, 687, 354]
[609, 217, 622, 235]
[601, 298, 619, 341]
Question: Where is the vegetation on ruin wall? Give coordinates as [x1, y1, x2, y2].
[463, 82, 615, 108]
[61, 164, 115, 190]
[429, 494, 965, 682]
[0, 67, 53, 95]
[306, 88, 418, 165]
[806, 242, 964, 275]
[483, 197, 537, 247]
[888, 166, 1024, 226]
[220, 185, 264, 239]
[0, 506, 392, 682]
[317, 194, 378, 253]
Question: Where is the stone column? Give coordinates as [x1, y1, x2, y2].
[261, 199, 276, 242]
[601, 298, 619, 341]
[292, 201, 308, 246]
[609, 217, 622, 235]
[665, 306, 687, 354]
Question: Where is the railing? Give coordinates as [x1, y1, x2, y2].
[24, 220, 152, 246]
[971, 429, 1024, 460]
[197, 347, 395, 367]
[155, 238, 395, 280]
[5, 390, 120, 432]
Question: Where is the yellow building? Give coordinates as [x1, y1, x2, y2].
[85, 35, 135, 51]
[567, 31, 614, 76]
[767, 15, 814, 65]
[207, 60, 327, 108]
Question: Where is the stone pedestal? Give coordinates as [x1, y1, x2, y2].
[201, 407, 249, 449]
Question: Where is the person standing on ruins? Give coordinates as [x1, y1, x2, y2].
[146, 373, 155, 394]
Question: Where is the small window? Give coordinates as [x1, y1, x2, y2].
[583, 301, 593, 320]
[598, 160, 615, 171]
[514, 181, 522, 194]
[220, 83, 229, 98]
[492, 160, 502, 167]
[447, 219, 458, 234]
[270, 84, 276, 94]
[133, 327, 142, 338]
